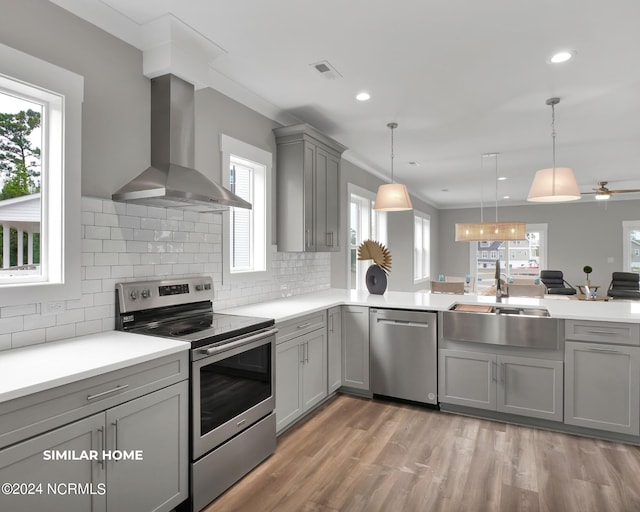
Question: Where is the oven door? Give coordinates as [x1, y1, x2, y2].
[191, 327, 277, 460]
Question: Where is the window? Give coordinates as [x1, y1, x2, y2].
[470, 223, 547, 293]
[0, 43, 82, 306]
[348, 185, 386, 290]
[221, 135, 271, 281]
[413, 211, 430, 282]
[622, 221, 640, 273]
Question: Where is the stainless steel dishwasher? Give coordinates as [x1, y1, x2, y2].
[370, 308, 437, 404]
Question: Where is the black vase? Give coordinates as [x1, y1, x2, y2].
[365, 265, 387, 295]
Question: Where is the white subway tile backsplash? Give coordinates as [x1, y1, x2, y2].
[0, 197, 330, 352]
[0, 334, 11, 351]
[12, 329, 46, 348]
[46, 324, 76, 342]
[2, 304, 37, 318]
[95, 253, 119, 266]
[104, 240, 127, 253]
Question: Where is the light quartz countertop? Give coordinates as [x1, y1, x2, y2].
[0, 330, 188, 403]
[221, 288, 640, 324]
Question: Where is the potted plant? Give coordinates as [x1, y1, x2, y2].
[583, 265, 593, 287]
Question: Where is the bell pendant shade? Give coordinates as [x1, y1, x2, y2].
[373, 183, 413, 211]
[527, 167, 581, 202]
[455, 221, 527, 242]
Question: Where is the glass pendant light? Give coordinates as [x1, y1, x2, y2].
[527, 97, 581, 202]
[373, 122, 413, 211]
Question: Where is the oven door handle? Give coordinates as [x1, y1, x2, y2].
[198, 327, 279, 356]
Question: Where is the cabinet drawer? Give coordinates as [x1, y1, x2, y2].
[0, 351, 188, 449]
[276, 311, 327, 344]
[565, 320, 640, 346]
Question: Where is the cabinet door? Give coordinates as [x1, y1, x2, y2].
[327, 306, 343, 393]
[302, 329, 328, 411]
[438, 349, 496, 410]
[342, 305, 370, 391]
[0, 414, 106, 512]
[276, 337, 304, 432]
[314, 147, 340, 252]
[565, 341, 640, 435]
[497, 355, 563, 422]
[105, 381, 188, 512]
[303, 141, 316, 250]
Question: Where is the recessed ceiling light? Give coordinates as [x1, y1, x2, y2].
[550, 50, 575, 63]
[503, 195, 510, 199]
[356, 92, 370, 101]
[497, 176, 507, 181]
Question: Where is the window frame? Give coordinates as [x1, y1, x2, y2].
[0, 43, 82, 306]
[347, 183, 387, 291]
[413, 210, 431, 284]
[469, 223, 547, 292]
[622, 220, 640, 273]
[220, 134, 272, 284]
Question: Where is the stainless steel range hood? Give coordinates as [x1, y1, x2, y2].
[112, 74, 251, 212]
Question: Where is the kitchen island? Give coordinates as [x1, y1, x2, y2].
[220, 287, 640, 324]
[223, 288, 640, 445]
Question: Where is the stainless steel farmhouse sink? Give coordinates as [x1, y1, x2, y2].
[441, 304, 560, 349]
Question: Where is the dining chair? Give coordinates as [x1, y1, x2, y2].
[607, 272, 640, 299]
[540, 270, 576, 295]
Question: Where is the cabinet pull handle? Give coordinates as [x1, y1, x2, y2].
[300, 344, 305, 364]
[585, 347, 623, 354]
[297, 322, 312, 329]
[305, 229, 311, 248]
[491, 361, 497, 382]
[499, 362, 504, 384]
[97, 427, 105, 468]
[112, 419, 119, 452]
[329, 315, 333, 333]
[305, 342, 309, 363]
[87, 384, 129, 401]
[326, 232, 334, 247]
[586, 330, 621, 336]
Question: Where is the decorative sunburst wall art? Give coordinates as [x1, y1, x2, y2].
[357, 240, 392, 274]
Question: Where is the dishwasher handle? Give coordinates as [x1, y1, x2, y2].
[376, 318, 431, 328]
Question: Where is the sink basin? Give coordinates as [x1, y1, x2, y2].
[442, 305, 560, 349]
[450, 304, 550, 317]
[494, 306, 550, 317]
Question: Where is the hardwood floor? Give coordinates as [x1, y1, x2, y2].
[204, 394, 640, 512]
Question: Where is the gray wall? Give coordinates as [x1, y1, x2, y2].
[0, 0, 150, 200]
[330, 159, 440, 291]
[438, 200, 640, 289]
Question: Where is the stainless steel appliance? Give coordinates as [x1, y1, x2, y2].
[115, 277, 277, 512]
[370, 308, 438, 404]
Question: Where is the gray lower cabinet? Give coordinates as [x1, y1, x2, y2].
[439, 349, 495, 410]
[341, 305, 370, 392]
[0, 381, 188, 512]
[327, 306, 342, 393]
[275, 327, 327, 433]
[565, 341, 640, 435]
[439, 349, 563, 422]
[0, 413, 105, 512]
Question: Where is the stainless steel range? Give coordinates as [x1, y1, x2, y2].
[115, 277, 277, 512]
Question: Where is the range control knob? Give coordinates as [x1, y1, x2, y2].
[129, 290, 138, 301]
[141, 289, 150, 299]
[195, 284, 204, 291]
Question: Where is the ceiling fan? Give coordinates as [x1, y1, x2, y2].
[581, 181, 640, 200]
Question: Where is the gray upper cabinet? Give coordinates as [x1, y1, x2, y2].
[274, 124, 347, 252]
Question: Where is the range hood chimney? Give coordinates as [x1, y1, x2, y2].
[112, 74, 251, 212]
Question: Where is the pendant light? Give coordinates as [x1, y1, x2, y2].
[527, 97, 581, 202]
[455, 153, 526, 242]
[373, 122, 413, 211]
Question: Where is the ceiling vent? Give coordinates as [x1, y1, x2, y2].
[310, 60, 342, 80]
